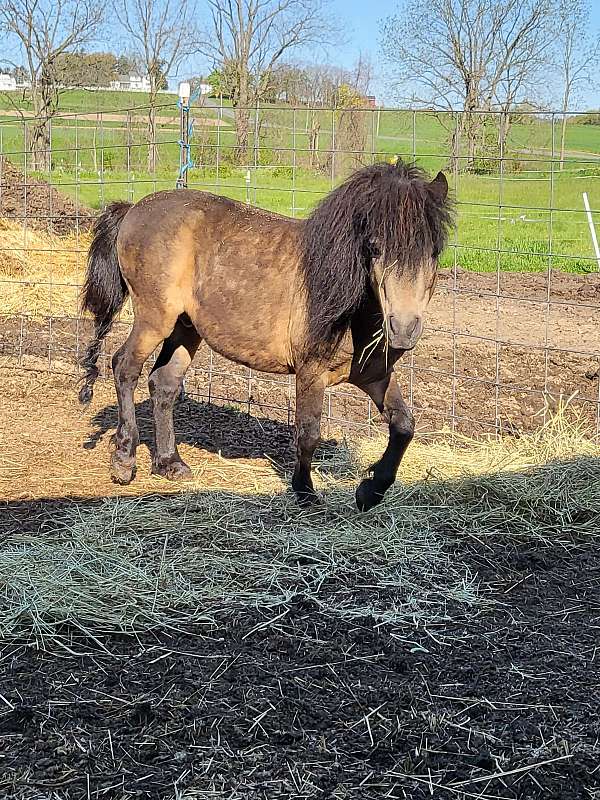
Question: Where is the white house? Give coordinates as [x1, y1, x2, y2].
[109, 74, 152, 92]
[0, 73, 17, 91]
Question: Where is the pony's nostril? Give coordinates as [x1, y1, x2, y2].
[389, 315, 420, 341]
[389, 315, 401, 335]
[407, 316, 420, 338]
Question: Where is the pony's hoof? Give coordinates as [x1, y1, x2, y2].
[295, 488, 320, 508]
[356, 478, 385, 512]
[152, 458, 193, 482]
[110, 453, 136, 485]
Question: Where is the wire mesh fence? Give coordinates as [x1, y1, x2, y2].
[0, 95, 599, 438]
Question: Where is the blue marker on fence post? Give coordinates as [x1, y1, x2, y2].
[176, 81, 191, 190]
[176, 82, 201, 190]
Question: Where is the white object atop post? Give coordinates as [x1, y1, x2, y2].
[178, 81, 191, 104]
[583, 192, 600, 272]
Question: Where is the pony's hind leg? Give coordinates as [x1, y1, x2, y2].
[111, 317, 173, 485]
[292, 370, 326, 506]
[148, 315, 202, 480]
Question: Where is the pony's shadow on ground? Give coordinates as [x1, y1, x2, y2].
[82, 396, 346, 479]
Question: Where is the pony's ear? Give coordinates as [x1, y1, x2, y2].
[428, 171, 448, 202]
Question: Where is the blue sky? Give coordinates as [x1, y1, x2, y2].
[327, 0, 393, 66]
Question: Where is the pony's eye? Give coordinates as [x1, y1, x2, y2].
[367, 241, 380, 259]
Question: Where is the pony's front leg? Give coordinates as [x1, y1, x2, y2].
[355, 371, 414, 511]
[292, 370, 326, 506]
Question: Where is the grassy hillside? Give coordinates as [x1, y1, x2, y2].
[0, 88, 178, 114]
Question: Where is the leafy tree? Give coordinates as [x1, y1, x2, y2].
[54, 51, 118, 87]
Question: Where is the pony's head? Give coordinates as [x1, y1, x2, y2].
[301, 159, 453, 354]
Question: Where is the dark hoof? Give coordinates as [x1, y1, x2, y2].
[152, 458, 193, 482]
[295, 487, 320, 508]
[356, 478, 385, 512]
[78, 383, 93, 405]
[110, 453, 136, 485]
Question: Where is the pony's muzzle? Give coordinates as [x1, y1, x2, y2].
[388, 314, 423, 350]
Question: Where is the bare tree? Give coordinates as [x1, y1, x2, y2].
[380, 0, 554, 171]
[0, 0, 104, 170]
[490, 2, 555, 157]
[199, 0, 335, 161]
[264, 56, 372, 169]
[114, 0, 197, 172]
[553, 0, 599, 168]
[300, 58, 372, 168]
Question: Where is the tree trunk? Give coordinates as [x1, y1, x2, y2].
[498, 110, 511, 164]
[559, 92, 569, 170]
[448, 125, 460, 174]
[459, 109, 480, 173]
[309, 114, 320, 168]
[126, 111, 133, 171]
[234, 69, 250, 163]
[461, 87, 483, 173]
[234, 106, 250, 163]
[29, 119, 51, 171]
[30, 75, 53, 172]
[147, 87, 158, 174]
[462, 113, 479, 172]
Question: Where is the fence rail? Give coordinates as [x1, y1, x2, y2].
[1, 99, 599, 436]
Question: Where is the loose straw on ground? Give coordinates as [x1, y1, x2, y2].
[1, 405, 598, 646]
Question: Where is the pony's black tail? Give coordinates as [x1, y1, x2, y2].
[78, 201, 132, 405]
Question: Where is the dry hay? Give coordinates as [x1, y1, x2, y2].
[0, 217, 137, 321]
[0, 218, 91, 317]
[2, 404, 598, 646]
[356, 395, 600, 482]
[0, 153, 94, 316]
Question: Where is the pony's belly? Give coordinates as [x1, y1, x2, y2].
[190, 267, 296, 375]
[197, 324, 293, 375]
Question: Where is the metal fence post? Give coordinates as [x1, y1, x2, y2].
[176, 81, 191, 189]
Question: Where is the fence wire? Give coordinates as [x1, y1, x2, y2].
[0, 97, 599, 437]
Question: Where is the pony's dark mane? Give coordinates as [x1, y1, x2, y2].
[300, 159, 453, 355]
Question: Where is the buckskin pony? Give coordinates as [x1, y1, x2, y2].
[78, 159, 452, 510]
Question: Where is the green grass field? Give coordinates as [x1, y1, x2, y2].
[0, 87, 180, 114]
[1, 89, 599, 273]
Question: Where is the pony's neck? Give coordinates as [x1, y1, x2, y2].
[350, 283, 385, 343]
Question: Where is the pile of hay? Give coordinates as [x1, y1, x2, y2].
[355, 396, 599, 483]
[0, 155, 95, 316]
[0, 218, 91, 317]
[2, 406, 598, 645]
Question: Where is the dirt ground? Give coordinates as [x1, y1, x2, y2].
[1, 361, 599, 800]
[1, 488, 599, 800]
[0, 107, 227, 127]
[1, 312, 600, 799]
[0, 368, 292, 502]
[0, 157, 94, 235]
[1, 169, 600, 799]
